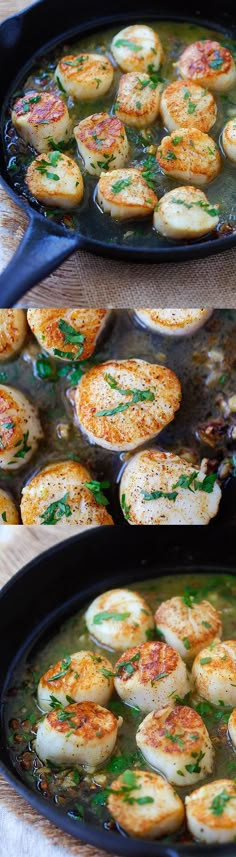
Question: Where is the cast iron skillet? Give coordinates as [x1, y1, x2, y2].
[0, 526, 236, 857]
[0, 0, 236, 307]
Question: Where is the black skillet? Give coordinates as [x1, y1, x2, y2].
[0, 525, 236, 857]
[0, 0, 235, 307]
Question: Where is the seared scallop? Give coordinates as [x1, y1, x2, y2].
[85, 588, 154, 651]
[155, 595, 222, 663]
[26, 151, 84, 210]
[35, 701, 122, 768]
[55, 53, 114, 100]
[228, 709, 236, 748]
[115, 72, 160, 128]
[0, 310, 27, 361]
[114, 641, 190, 711]
[186, 779, 236, 843]
[157, 128, 221, 185]
[178, 40, 236, 93]
[192, 640, 236, 707]
[0, 489, 19, 524]
[154, 186, 219, 240]
[134, 308, 213, 336]
[108, 769, 184, 839]
[27, 308, 108, 362]
[111, 25, 163, 74]
[12, 91, 71, 153]
[97, 168, 157, 219]
[74, 113, 129, 177]
[222, 118, 236, 163]
[20, 460, 113, 525]
[37, 650, 114, 712]
[75, 359, 181, 452]
[160, 80, 217, 133]
[137, 705, 214, 785]
[0, 384, 42, 471]
[119, 449, 222, 525]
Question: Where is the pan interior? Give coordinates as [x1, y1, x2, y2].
[3, 15, 236, 254]
[3, 567, 236, 849]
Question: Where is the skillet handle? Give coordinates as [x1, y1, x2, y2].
[0, 212, 81, 307]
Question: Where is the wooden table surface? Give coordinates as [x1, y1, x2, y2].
[0, 526, 117, 857]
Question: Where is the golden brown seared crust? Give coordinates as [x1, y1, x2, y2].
[75, 114, 126, 152]
[186, 779, 236, 829]
[179, 41, 234, 84]
[157, 128, 221, 182]
[160, 80, 217, 132]
[0, 310, 27, 360]
[155, 597, 222, 647]
[116, 73, 160, 126]
[115, 641, 179, 684]
[13, 91, 66, 124]
[194, 640, 236, 676]
[40, 651, 113, 694]
[75, 359, 181, 450]
[0, 387, 23, 451]
[135, 308, 212, 332]
[27, 308, 107, 361]
[48, 701, 117, 738]
[0, 489, 19, 524]
[142, 705, 205, 754]
[21, 459, 114, 526]
[57, 53, 113, 84]
[108, 769, 185, 837]
[98, 168, 157, 215]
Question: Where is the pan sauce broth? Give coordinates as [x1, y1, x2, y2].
[4, 21, 236, 249]
[0, 308, 236, 523]
[5, 572, 236, 843]
[0, 309, 236, 524]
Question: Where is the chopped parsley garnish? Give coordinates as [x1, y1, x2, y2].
[182, 587, 200, 608]
[40, 492, 72, 525]
[11, 431, 31, 460]
[142, 154, 159, 189]
[173, 471, 217, 494]
[171, 199, 219, 217]
[165, 730, 184, 748]
[84, 479, 110, 506]
[93, 611, 131, 624]
[22, 95, 41, 112]
[114, 39, 142, 51]
[36, 151, 62, 181]
[200, 656, 212, 664]
[182, 637, 191, 650]
[151, 671, 168, 686]
[172, 135, 183, 145]
[209, 50, 224, 69]
[142, 489, 178, 501]
[116, 652, 140, 676]
[210, 789, 236, 815]
[55, 319, 85, 361]
[111, 178, 133, 194]
[95, 372, 155, 417]
[160, 149, 177, 161]
[185, 750, 205, 774]
[121, 493, 131, 521]
[97, 153, 116, 170]
[1, 511, 7, 522]
[48, 655, 71, 681]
